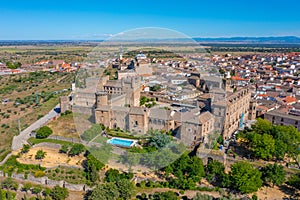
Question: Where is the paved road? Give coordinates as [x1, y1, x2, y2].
[11, 104, 60, 151]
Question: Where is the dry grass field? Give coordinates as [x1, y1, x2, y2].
[0, 72, 74, 161]
[48, 112, 79, 139]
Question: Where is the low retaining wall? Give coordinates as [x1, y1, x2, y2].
[0, 170, 90, 191]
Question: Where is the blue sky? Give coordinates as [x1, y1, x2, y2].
[1, 0, 300, 40]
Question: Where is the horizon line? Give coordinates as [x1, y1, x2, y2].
[0, 35, 299, 41]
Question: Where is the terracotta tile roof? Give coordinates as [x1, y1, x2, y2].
[258, 94, 268, 97]
[231, 76, 249, 81]
[285, 96, 297, 104]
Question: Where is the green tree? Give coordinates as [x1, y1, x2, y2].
[35, 150, 46, 160]
[59, 144, 69, 154]
[230, 161, 262, 193]
[272, 125, 300, 162]
[149, 131, 171, 149]
[287, 172, 300, 189]
[140, 96, 148, 106]
[249, 133, 275, 160]
[261, 164, 286, 187]
[206, 160, 225, 185]
[50, 185, 69, 200]
[85, 153, 104, 171]
[105, 169, 121, 182]
[21, 144, 30, 154]
[83, 154, 102, 183]
[150, 191, 179, 200]
[36, 126, 53, 139]
[251, 118, 273, 135]
[116, 179, 135, 200]
[164, 153, 205, 190]
[6, 61, 21, 69]
[88, 183, 119, 200]
[150, 85, 161, 92]
[68, 144, 85, 156]
[274, 139, 287, 160]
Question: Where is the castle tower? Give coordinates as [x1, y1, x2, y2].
[249, 100, 257, 120]
[222, 77, 233, 92]
[96, 91, 108, 108]
[60, 96, 70, 113]
[131, 77, 141, 107]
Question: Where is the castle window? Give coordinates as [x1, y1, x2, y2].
[135, 121, 138, 126]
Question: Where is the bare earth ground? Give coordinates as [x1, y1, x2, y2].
[15, 146, 84, 168]
[136, 188, 220, 199]
[48, 113, 80, 139]
[256, 185, 300, 200]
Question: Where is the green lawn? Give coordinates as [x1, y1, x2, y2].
[108, 130, 144, 140]
[28, 137, 75, 146]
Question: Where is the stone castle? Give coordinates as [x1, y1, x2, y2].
[61, 73, 255, 147]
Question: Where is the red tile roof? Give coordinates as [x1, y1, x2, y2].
[231, 76, 249, 81]
[285, 96, 297, 104]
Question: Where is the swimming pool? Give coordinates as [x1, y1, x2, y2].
[107, 137, 137, 148]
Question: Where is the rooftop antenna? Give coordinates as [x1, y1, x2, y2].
[119, 46, 123, 60]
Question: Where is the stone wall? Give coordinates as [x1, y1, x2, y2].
[0, 170, 90, 191]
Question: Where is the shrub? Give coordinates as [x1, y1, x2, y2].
[35, 150, 46, 160]
[68, 144, 85, 156]
[34, 170, 45, 177]
[32, 186, 43, 194]
[59, 144, 69, 154]
[1, 178, 19, 191]
[36, 126, 53, 139]
[50, 185, 69, 200]
[22, 183, 32, 192]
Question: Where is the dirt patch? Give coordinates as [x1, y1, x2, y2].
[16, 146, 84, 168]
[136, 188, 220, 199]
[48, 113, 80, 139]
[256, 185, 298, 200]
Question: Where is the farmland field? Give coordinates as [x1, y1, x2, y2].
[0, 71, 75, 161]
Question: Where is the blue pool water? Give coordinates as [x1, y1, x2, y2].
[108, 138, 134, 147]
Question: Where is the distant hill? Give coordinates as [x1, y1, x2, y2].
[193, 36, 300, 44]
[1, 36, 300, 45]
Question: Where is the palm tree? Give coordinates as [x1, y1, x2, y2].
[35, 150, 46, 160]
